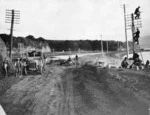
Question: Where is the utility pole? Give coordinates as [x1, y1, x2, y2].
[123, 4, 129, 58]
[5, 9, 20, 60]
[124, 9, 142, 57]
[10, 10, 14, 59]
[100, 34, 103, 55]
[106, 41, 108, 53]
[117, 41, 120, 51]
[123, 6, 142, 60]
[131, 13, 135, 54]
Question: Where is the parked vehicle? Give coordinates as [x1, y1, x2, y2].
[26, 50, 46, 74]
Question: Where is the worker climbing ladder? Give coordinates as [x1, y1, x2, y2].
[125, 6, 143, 63]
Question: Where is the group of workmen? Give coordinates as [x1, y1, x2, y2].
[2, 57, 29, 78]
[15, 57, 28, 77]
[121, 53, 149, 70]
[121, 6, 145, 69]
[66, 54, 79, 65]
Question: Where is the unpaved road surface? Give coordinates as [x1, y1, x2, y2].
[1, 64, 150, 115]
[0, 66, 64, 115]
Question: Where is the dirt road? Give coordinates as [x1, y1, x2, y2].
[1, 64, 150, 115]
[0, 66, 64, 115]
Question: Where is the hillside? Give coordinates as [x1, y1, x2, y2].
[0, 34, 51, 52]
[0, 34, 126, 52]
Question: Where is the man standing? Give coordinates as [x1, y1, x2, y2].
[15, 58, 22, 77]
[75, 54, 78, 62]
[132, 52, 142, 67]
[2, 57, 9, 77]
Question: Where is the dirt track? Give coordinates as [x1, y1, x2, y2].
[1, 53, 150, 115]
[0, 66, 64, 115]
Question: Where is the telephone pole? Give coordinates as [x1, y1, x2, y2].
[131, 13, 135, 54]
[100, 34, 103, 55]
[117, 41, 120, 51]
[5, 9, 20, 59]
[106, 41, 108, 53]
[123, 4, 129, 58]
[124, 6, 142, 58]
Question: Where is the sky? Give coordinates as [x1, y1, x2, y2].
[0, 0, 150, 41]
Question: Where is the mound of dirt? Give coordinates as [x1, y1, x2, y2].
[79, 53, 122, 68]
[70, 65, 150, 115]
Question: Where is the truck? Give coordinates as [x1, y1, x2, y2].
[26, 50, 46, 73]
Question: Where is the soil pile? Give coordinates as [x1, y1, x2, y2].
[70, 65, 150, 115]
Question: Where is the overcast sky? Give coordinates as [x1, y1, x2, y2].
[0, 0, 150, 41]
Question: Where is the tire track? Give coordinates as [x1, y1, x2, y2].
[60, 67, 75, 115]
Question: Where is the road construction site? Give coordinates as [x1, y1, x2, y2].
[1, 52, 150, 115]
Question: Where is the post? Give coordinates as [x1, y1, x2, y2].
[117, 41, 119, 51]
[107, 41, 108, 53]
[123, 4, 129, 58]
[10, 10, 14, 59]
[101, 34, 103, 55]
[131, 13, 135, 55]
[5, 9, 20, 59]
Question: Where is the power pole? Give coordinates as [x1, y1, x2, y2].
[106, 41, 108, 53]
[100, 34, 103, 55]
[5, 9, 20, 60]
[117, 41, 120, 51]
[123, 4, 129, 58]
[124, 10, 142, 57]
[131, 13, 135, 54]
[10, 10, 14, 59]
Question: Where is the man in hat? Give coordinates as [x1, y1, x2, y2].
[134, 6, 141, 19]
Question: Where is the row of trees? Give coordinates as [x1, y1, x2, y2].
[48, 40, 126, 51]
[0, 34, 127, 52]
